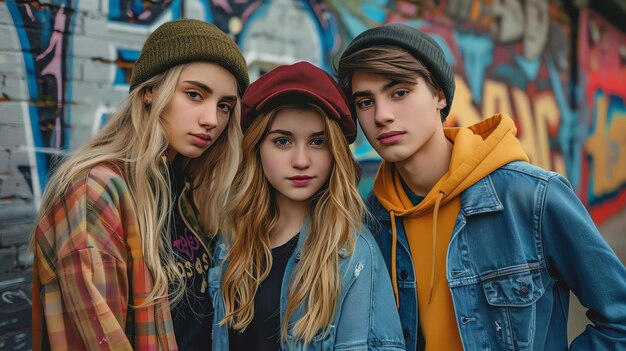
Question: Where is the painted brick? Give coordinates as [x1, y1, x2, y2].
[67, 124, 94, 149]
[0, 51, 27, 78]
[0, 75, 29, 101]
[76, 56, 116, 84]
[0, 151, 8, 173]
[72, 33, 115, 58]
[0, 247, 17, 273]
[0, 201, 36, 224]
[0, 102, 30, 125]
[8, 147, 30, 164]
[17, 245, 33, 268]
[0, 3, 15, 25]
[0, 122, 29, 149]
[0, 221, 33, 247]
[0, 174, 35, 201]
[0, 23, 23, 52]
[76, 0, 102, 16]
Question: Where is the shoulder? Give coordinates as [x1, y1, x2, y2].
[81, 163, 132, 204]
[495, 161, 562, 182]
[84, 163, 128, 190]
[364, 191, 389, 228]
[487, 161, 570, 192]
[35, 163, 132, 264]
[350, 228, 382, 264]
[43, 162, 129, 211]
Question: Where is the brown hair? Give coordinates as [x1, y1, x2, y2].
[336, 45, 446, 122]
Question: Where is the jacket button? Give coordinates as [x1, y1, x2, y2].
[400, 270, 409, 280]
[520, 287, 529, 297]
[403, 329, 410, 338]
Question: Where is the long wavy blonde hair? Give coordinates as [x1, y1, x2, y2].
[220, 102, 365, 344]
[33, 64, 242, 307]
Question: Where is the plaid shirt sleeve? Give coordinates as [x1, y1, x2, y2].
[33, 167, 134, 350]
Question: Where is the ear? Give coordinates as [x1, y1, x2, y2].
[436, 90, 447, 110]
[143, 87, 154, 103]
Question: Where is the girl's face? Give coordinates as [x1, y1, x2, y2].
[260, 108, 333, 206]
[163, 62, 238, 160]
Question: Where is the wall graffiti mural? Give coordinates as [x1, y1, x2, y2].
[579, 9, 626, 222]
[1, 0, 625, 226]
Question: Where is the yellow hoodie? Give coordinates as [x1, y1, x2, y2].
[373, 114, 529, 350]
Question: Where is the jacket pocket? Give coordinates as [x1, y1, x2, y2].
[482, 268, 545, 351]
[284, 325, 336, 351]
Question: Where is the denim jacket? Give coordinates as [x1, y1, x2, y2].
[208, 224, 406, 350]
[366, 161, 626, 351]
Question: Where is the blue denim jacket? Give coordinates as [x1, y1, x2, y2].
[366, 161, 626, 351]
[208, 224, 406, 350]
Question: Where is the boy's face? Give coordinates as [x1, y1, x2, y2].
[350, 71, 447, 165]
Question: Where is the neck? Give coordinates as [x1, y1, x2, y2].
[271, 194, 307, 248]
[396, 125, 453, 196]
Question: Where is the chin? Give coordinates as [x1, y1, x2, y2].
[285, 193, 315, 203]
[378, 149, 413, 164]
[180, 149, 207, 159]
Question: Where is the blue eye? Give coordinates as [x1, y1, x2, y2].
[392, 90, 408, 98]
[186, 91, 203, 100]
[218, 103, 233, 114]
[273, 138, 291, 148]
[356, 98, 373, 109]
[310, 138, 325, 147]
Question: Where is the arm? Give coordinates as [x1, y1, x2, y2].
[36, 169, 133, 350]
[541, 175, 626, 349]
[335, 233, 405, 351]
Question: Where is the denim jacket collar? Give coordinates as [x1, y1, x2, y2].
[369, 174, 504, 222]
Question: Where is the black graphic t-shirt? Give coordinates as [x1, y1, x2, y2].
[168, 157, 214, 350]
[229, 233, 299, 351]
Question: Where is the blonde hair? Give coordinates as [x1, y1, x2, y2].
[220, 103, 365, 344]
[33, 64, 242, 307]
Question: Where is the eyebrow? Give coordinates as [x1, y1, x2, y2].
[351, 80, 401, 100]
[182, 80, 238, 102]
[267, 129, 325, 137]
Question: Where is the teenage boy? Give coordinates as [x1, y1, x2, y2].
[337, 23, 626, 351]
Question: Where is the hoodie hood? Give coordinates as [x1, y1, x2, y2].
[373, 114, 529, 308]
[374, 113, 528, 216]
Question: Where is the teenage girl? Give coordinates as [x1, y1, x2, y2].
[31, 19, 248, 350]
[210, 62, 405, 350]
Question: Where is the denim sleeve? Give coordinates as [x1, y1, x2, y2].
[335, 233, 406, 350]
[541, 175, 626, 349]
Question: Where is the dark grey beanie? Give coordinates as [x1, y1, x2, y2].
[341, 23, 455, 117]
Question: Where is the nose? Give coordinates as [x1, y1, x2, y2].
[291, 145, 311, 170]
[374, 101, 394, 126]
[199, 105, 218, 129]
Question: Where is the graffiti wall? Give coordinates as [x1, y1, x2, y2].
[0, 1, 625, 243]
[579, 9, 626, 223]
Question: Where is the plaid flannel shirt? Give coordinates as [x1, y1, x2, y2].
[32, 163, 206, 350]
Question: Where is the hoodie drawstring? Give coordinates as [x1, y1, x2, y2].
[428, 191, 444, 304]
[390, 211, 400, 308]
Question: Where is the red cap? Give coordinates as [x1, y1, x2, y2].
[241, 61, 357, 144]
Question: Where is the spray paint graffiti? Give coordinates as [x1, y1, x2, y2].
[579, 9, 626, 222]
[1, 0, 625, 223]
[4, 0, 74, 196]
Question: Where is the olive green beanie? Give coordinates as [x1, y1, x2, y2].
[129, 19, 249, 95]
